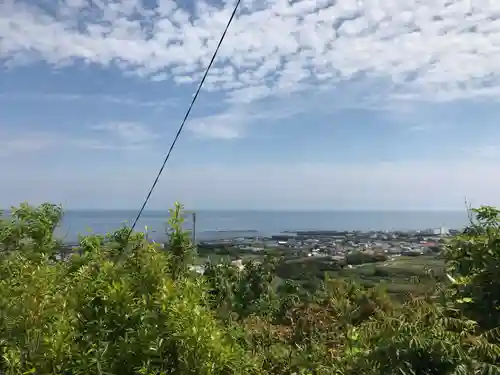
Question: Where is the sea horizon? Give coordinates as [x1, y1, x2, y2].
[59, 208, 469, 213]
[2, 208, 472, 243]
[41, 209, 473, 244]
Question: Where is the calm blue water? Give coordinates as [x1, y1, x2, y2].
[54, 210, 471, 243]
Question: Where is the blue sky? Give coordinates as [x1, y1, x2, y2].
[1, 0, 500, 210]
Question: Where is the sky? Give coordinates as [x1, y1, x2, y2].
[1, 0, 500, 210]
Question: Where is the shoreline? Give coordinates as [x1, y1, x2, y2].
[57, 228, 459, 257]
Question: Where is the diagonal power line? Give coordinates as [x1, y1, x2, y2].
[127, 0, 243, 237]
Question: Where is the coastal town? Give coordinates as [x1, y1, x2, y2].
[197, 227, 456, 261]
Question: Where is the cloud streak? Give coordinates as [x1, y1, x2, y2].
[2, 0, 500, 106]
[0, 122, 160, 155]
[0, 92, 178, 109]
[0, 133, 55, 156]
[91, 122, 160, 145]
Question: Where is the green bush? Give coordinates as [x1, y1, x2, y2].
[0, 202, 256, 375]
[1, 202, 500, 375]
[346, 251, 388, 265]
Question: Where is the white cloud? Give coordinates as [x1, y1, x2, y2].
[188, 117, 244, 139]
[0, 92, 178, 108]
[0, 122, 159, 155]
[2, 160, 500, 210]
[2, 0, 500, 106]
[0, 133, 55, 156]
[187, 106, 262, 139]
[91, 122, 159, 145]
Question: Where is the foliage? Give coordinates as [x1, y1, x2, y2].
[0, 202, 500, 374]
[0, 202, 63, 257]
[204, 256, 277, 320]
[444, 205, 500, 332]
[0, 203, 255, 375]
[166, 202, 196, 281]
[345, 251, 388, 265]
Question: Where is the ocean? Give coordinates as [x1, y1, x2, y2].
[53, 210, 471, 244]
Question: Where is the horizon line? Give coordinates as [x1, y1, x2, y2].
[56, 208, 470, 213]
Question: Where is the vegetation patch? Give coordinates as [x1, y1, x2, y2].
[0, 202, 499, 374]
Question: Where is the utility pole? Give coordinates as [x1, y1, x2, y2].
[181, 210, 197, 245]
[192, 212, 197, 244]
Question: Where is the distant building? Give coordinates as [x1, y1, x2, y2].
[188, 265, 205, 275]
[231, 259, 244, 270]
[271, 233, 297, 241]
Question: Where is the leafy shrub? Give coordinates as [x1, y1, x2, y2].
[0, 203, 256, 375]
[444, 205, 500, 333]
[346, 251, 388, 265]
[1, 202, 500, 375]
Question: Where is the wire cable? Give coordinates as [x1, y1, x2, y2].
[127, 0, 242, 238]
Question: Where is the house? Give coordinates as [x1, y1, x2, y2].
[231, 259, 244, 270]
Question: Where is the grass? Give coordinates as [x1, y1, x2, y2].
[196, 246, 446, 296]
[327, 255, 446, 295]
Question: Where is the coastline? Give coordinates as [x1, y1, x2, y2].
[51, 209, 471, 244]
[58, 227, 457, 259]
